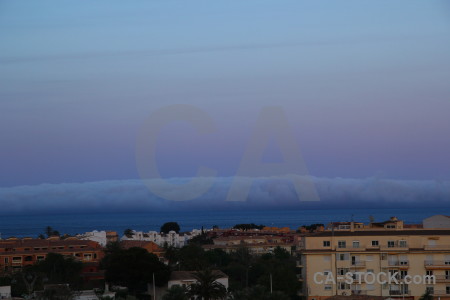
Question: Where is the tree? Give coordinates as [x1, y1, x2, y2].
[233, 224, 265, 231]
[189, 233, 213, 245]
[101, 247, 170, 294]
[32, 253, 83, 288]
[123, 229, 134, 238]
[188, 269, 227, 300]
[163, 285, 189, 300]
[161, 222, 181, 234]
[419, 290, 433, 300]
[45, 226, 60, 237]
[178, 244, 208, 270]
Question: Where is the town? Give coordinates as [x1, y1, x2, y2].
[1, 215, 450, 300]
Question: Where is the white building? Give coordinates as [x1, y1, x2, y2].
[0, 286, 11, 300]
[168, 270, 229, 290]
[121, 229, 203, 248]
[77, 230, 108, 246]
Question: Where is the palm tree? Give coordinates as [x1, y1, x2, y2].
[188, 269, 227, 300]
[419, 290, 433, 300]
[163, 285, 189, 300]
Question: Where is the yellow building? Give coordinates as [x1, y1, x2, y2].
[300, 219, 450, 300]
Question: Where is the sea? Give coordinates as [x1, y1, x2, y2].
[0, 208, 449, 239]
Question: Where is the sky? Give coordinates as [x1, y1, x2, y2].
[0, 1, 450, 213]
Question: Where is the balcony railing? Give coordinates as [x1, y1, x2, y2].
[424, 245, 450, 250]
[380, 243, 409, 251]
[431, 290, 450, 296]
[424, 260, 450, 267]
[435, 275, 450, 282]
[350, 261, 366, 267]
[388, 260, 410, 267]
[389, 290, 411, 296]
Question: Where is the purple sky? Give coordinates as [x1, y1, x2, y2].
[1, 0, 450, 191]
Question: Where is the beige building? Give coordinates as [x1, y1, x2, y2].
[300, 219, 450, 300]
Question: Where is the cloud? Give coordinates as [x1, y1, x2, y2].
[1, 176, 449, 215]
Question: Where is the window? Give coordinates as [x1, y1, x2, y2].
[4, 258, 8, 264]
[367, 284, 375, 291]
[366, 255, 373, 262]
[323, 255, 331, 262]
[323, 241, 331, 247]
[399, 240, 407, 248]
[371, 240, 379, 246]
[445, 255, 450, 265]
[339, 225, 351, 230]
[338, 282, 349, 290]
[426, 287, 434, 294]
[388, 241, 395, 248]
[446, 286, 450, 295]
[386, 224, 396, 229]
[12, 257, 22, 262]
[426, 270, 434, 276]
[352, 241, 360, 248]
[446, 271, 450, 280]
[389, 270, 399, 279]
[337, 253, 349, 261]
[400, 271, 408, 279]
[325, 285, 333, 291]
[338, 268, 349, 275]
[83, 254, 92, 261]
[338, 241, 346, 248]
[381, 253, 387, 260]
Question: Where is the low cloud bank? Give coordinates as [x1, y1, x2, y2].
[0, 176, 449, 215]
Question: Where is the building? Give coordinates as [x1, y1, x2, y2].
[168, 270, 229, 289]
[77, 231, 119, 246]
[120, 240, 165, 258]
[424, 216, 450, 229]
[0, 286, 11, 300]
[203, 235, 297, 254]
[121, 230, 203, 248]
[299, 219, 450, 300]
[0, 238, 104, 278]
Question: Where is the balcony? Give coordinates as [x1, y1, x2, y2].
[435, 275, 450, 283]
[424, 245, 450, 251]
[350, 261, 366, 268]
[380, 243, 409, 251]
[424, 261, 450, 269]
[388, 260, 410, 268]
[431, 290, 450, 296]
[389, 290, 411, 296]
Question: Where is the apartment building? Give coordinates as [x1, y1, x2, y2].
[300, 218, 450, 300]
[121, 229, 203, 248]
[203, 235, 297, 254]
[0, 238, 104, 274]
